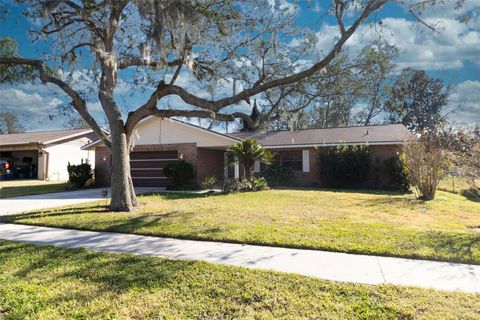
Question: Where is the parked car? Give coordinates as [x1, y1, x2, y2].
[0, 160, 14, 180]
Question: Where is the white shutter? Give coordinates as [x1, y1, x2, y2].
[253, 160, 260, 173]
[234, 157, 240, 179]
[302, 150, 310, 172]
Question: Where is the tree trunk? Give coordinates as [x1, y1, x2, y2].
[109, 125, 137, 211]
[244, 161, 254, 179]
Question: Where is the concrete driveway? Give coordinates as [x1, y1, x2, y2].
[0, 187, 164, 215]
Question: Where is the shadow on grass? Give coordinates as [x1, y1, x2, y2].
[362, 196, 427, 208]
[1, 241, 196, 295]
[273, 186, 410, 196]
[141, 191, 226, 200]
[460, 189, 480, 203]
[0, 205, 109, 223]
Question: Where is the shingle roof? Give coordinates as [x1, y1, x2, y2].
[0, 128, 93, 146]
[228, 124, 411, 147]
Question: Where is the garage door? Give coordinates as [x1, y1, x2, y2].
[130, 151, 177, 187]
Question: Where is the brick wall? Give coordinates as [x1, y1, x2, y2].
[94, 143, 198, 187]
[196, 148, 225, 184]
[367, 144, 401, 188]
[260, 144, 401, 188]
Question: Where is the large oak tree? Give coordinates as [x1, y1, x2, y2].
[0, 0, 448, 211]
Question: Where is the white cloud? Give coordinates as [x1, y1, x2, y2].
[0, 88, 62, 112]
[447, 80, 480, 124]
[315, 15, 480, 71]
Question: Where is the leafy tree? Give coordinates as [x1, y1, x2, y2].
[0, 112, 25, 133]
[386, 68, 449, 132]
[0, 1, 449, 211]
[225, 139, 272, 179]
[355, 40, 398, 125]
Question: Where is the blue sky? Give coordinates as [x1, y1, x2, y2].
[1, 0, 479, 131]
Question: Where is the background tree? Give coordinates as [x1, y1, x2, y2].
[441, 125, 480, 198]
[0, 0, 449, 211]
[257, 40, 398, 130]
[386, 68, 450, 132]
[354, 41, 398, 125]
[225, 139, 272, 179]
[0, 112, 25, 133]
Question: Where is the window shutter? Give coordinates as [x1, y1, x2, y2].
[253, 161, 260, 173]
[302, 150, 310, 172]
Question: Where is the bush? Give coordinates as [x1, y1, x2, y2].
[384, 154, 410, 192]
[250, 177, 269, 191]
[400, 132, 449, 200]
[317, 145, 370, 188]
[201, 176, 218, 191]
[67, 161, 93, 188]
[163, 160, 195, 190]
[223, 177, 269, 193]
[265, 162, 295, 187]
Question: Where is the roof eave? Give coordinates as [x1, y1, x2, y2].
[262, 140, 407, 149]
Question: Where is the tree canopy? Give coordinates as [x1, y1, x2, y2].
[0, 0, 455, 211]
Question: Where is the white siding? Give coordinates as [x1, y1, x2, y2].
[44, 137, 95, 181]
[131, 117, 235, 147]
[132, 117, 161, 145]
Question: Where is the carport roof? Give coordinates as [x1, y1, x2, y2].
[0, 128, 93, 147]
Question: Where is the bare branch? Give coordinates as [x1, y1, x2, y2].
[61, 42, 95, 61]
[117, 57, 183, 69]
[334, 0, 346, 35]
[0, 57, 111, 148]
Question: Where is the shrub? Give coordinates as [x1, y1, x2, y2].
[265, 161, 295, 187]
[249, 177, 269, 191]
[201, 175, 218, 191]
[400, 132, 449, 200]
[223, 177, 269, 193]
[163, 160, 195, 190]
[317, 145, 370, 188]
[384, 154, 410, 192]
[67, 161, 93, 188]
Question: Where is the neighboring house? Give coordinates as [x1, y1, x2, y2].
[83, 117, 410, 188]
[0, 129, 97, 181]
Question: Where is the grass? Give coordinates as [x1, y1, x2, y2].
[438, 175, 479, 195]
[0, 180, 66, 198]
[3, 189, 480, 264]
[0, 240, 479, 320]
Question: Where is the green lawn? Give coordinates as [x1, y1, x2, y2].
[438, 175, 480, 195]
[0, 180, 66, 198]
[3, 189, 479, 264]
[1, 240, 478, 320]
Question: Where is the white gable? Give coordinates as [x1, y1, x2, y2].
[131, 117, 236, 147]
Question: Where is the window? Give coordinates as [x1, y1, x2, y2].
[274, 151, 303, 171]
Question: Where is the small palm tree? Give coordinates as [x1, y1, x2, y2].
[225, 139, 272, 179]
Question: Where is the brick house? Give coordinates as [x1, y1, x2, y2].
[82, 117, 410, 188]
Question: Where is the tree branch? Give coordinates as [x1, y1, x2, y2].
[0, 57, 111, 149]
[117, 57, 183, 69]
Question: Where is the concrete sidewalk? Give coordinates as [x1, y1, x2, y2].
[0, 223, 478, 293]
[0, 187, 164, 215]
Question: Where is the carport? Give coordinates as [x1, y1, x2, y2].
[0, 129, 96, 181]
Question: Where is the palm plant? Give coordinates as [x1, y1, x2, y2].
[225, 139, 272, 179]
